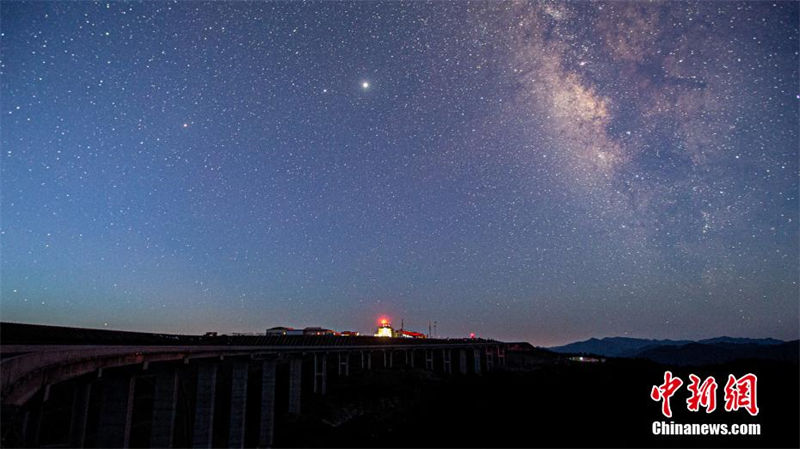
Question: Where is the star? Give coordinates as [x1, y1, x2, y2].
[361, 81, 370, 90]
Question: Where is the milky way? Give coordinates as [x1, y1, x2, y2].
[1, 1, 797, 344]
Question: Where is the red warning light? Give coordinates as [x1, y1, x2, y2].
[469, 332, 476, 339]
[379, 317, 389, 326]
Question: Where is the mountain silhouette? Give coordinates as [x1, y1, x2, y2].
[548, 336, 795, 365]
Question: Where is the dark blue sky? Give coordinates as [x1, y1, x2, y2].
[2, 1, 797, 345]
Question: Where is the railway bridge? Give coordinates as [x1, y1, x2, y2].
[0, 323, 507, 448]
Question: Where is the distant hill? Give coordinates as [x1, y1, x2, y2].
[548, 336, 795, 365]
[697, 336, 784, 345]
[549, 337, 691, 357]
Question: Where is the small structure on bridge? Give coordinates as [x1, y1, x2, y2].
[265, 326, 302, 336]
[375, 318, 394, 337]
[374, 318, 426, 339]
[397, 329, 426, 338]
[303, 326, 336, 336]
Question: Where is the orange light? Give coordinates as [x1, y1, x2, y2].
[379, 318, 389, 326]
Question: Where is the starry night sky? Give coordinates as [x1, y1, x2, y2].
[1, 1, 797, 345]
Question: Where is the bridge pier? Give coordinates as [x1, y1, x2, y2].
[337, 352, 349, 376]
[443, 349, 452, 374]
[30, 390, 45, 447]
[21, 408, 33, 447]
[313, 353, 327, 394]
[151, 369, 179, 448]
[383, 350, 393, 369]
[96, 375, 135, 448]
[485, 347, 494, 372]
[360, 351, 372, 370]
[425, 349, 434, 371]
[192, 364, 217, 448]
[69, 382, 92, 447]
[288, 357, 302, 414]
[409, 349, 415, 368]
[458, 349, 468, 375]
[473, 348, 482, 375]
[228, 361, 249, 448]
[258, 360, 276, 448]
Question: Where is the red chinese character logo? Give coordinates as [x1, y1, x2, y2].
[724, 373, 759, 416]
[651, 371, 683, 418]
[686, 374, 718, 413]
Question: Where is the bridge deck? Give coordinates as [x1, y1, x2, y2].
[0, 322, 493, 348]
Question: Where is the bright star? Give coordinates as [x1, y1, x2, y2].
[361, 81, 370, 90]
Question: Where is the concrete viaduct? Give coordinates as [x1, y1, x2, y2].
[0, 323, 507, 448]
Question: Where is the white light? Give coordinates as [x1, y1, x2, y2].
[375, 326, 393, 338]
[362, 81, 370, 89]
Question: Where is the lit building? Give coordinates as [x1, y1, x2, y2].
[374, 317, 426, 338]
[374, 318, 394, 337]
